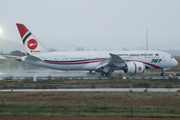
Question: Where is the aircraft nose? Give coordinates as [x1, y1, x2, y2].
[172, 59, 178, 67]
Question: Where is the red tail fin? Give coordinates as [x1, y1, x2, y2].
[16, 23, 29, 38]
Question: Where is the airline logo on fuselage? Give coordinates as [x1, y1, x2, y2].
[27, 39, 38, 50]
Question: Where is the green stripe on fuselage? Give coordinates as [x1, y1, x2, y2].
[23, 32, 32, 44]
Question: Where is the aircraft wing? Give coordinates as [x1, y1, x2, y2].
[108, 53, 126, 66]
[15, 55, 42, 62]
[95, 53, 126, 73]
[3, 55, 22, 58]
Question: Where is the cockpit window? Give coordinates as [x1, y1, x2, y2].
[171, 56, 174, 59]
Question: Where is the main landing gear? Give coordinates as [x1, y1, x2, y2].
[100, 72, 111, 77]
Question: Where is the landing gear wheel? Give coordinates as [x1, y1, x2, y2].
[161, 72, 165, 76]
[106, 73, 111, 77]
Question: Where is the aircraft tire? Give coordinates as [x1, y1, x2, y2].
[161, 72, 165, 76]
[106, 73, 111, 77]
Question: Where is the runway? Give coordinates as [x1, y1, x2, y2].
[1, 88, 180, 92]
[0, 70, 179, 80]
[0, 70, 180, 92]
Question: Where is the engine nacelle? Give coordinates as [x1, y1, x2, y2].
[124, 62, 145, 74]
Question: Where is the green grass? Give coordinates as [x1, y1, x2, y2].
[1, 78, 180, 89]
[0, 92, 180, 117]
[0, 106, 180, 117]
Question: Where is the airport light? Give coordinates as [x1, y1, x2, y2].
[33, 75, 37, 82]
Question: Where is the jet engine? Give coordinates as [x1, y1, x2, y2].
[124, 62, 145, 74]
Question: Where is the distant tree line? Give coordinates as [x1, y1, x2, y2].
[10, 50, 26, 56]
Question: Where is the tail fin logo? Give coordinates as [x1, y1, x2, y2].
[27, 39, 38, 50]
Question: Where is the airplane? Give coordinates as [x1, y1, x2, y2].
[15, 23, 178, 77]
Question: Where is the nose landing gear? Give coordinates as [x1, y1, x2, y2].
[161, 69, 165, 76]
[161, 72, 165, 76]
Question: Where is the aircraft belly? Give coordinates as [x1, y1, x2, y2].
[81, 62, 99, 70]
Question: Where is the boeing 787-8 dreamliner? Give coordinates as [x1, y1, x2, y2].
[15, 23, 178, 77]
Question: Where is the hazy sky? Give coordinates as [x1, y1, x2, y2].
[0, 0, 180, 51]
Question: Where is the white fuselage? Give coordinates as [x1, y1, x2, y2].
[21, 50, 178, 71]
[15, 23, 178, 76]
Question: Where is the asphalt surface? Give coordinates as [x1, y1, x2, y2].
[1, 88, 180, 92]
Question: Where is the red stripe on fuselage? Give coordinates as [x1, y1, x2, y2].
[43, 59, 162, 69]
[43, 60, 105, 65]
[127, 60, 162, 69]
